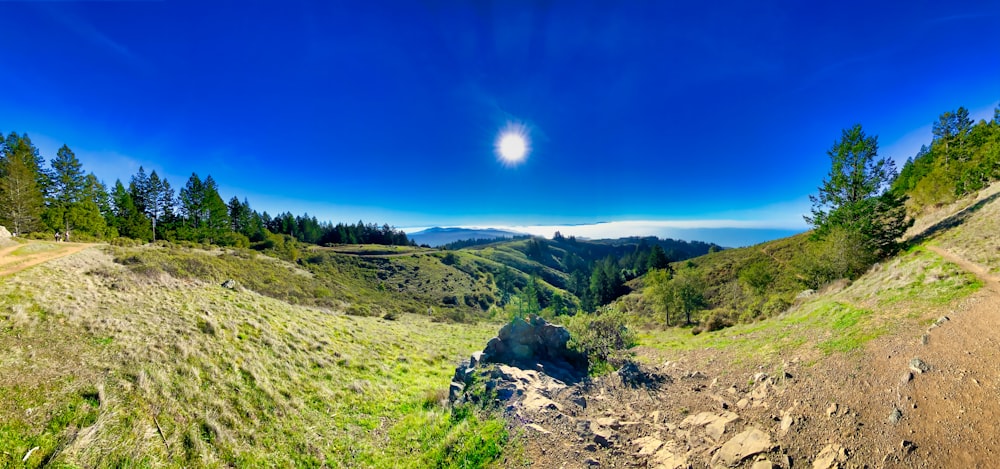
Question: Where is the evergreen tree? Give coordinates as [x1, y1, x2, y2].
[646, 245, 670, 271]
[47, 145, 87, 235]
[805, 124, 910, 263]
[111, 180, 152, 240]
[82, 174, 112, 218]
[0, 141, 45, 235]
[2, 132, 51, 199]
[138, 170, 173, 241]
[589, 256, 624, 307]
[129, 167, 151, 215]
[201, 175, 231, 242]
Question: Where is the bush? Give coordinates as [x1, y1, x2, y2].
[346, 303, 372, 317]
[702, 310, 733, 332]
[110, 237, 143, 247]
[563, 307, 637, 374]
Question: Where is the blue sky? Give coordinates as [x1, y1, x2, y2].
[2, 1, 998, 246]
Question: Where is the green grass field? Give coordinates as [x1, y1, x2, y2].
[0, 248, 512, 468]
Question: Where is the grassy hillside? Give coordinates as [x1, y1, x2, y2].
[0, 247, 511, 467]
[619, 233, 812, 327]
[626, 180, 1000, 332]
[639, 221, 985, 366]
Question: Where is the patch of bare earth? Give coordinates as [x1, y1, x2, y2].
[0, 241, 95, 277]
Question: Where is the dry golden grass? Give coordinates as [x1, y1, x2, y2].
[920, 181, 1000, 274]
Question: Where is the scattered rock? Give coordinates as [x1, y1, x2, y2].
[711, 427, 773, 466]
[593, 427, 616, 448]
[526, 423, 551, 434]
[888, 408, 903, 424]
[680, 411, 741, 441]
[619, 361, 671, 389]
[584, 457, 601, 466]
[652, 444, 687, 469]
[633, 435, 664, 456]
[594, 417, 620, 429]
[909, 358, 930, 374]
[900, 371, 913, 384]
[523, 391, 562, 412]
[796, 289, 816, 299]
[934, 316, 950, 326]
[752, 460, 775, 469]
[221, 279, 238, 289]
[826, 402, 838, 417]
[812, 444, 848, 469]
[921, 334, 929, 345]
[751, 382, 770, 401]
[779, 405, 798, 436]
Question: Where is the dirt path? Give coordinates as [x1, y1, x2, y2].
[0, 242, 94, 277]
[926, 245, 1000, 291]
[879, 245, 1000, 467]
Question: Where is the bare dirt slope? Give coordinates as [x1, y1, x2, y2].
[509, 183, 1000, 468]
[0, 241, 94, 277]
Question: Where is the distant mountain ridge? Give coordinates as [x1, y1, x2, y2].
[407, 227, 526, 247]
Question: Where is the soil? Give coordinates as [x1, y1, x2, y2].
[507, 244, 1000, 468]
[0, 241, 94, 277]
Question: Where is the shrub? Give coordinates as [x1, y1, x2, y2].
[110, 237, 143, 247]
[702, 310, 733, 332]
[563, 307, 637, 374]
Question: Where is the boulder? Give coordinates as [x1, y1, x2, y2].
[812, 444, 848, 469]
[0, 225, 11, 239]
[909, 358, 930, 374]
[711, 427, 773, 467]
[481, 316, 588, 377]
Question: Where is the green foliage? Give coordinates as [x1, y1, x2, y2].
[563, 307, 637, 373]
[807, 124, 911, 262]
[588, 256, 624, 307]
[0, 133, 46, 235]
[894, 106, 1000, 213]
[795, 226, 877, 287]
[738, 260, 775, 297]
[645, 267, 706, 325]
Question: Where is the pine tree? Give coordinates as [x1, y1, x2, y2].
[180, 173, 205, 230]
[47, 144, 87, 235]
[0, 148, 45, 235]
[806, 124, 911, 263]
[111, 180, 152, 240]
[201, 175, 230, 242]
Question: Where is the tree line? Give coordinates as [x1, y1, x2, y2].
[892, 105, 1000, 210]
[0, 131, 411, 248]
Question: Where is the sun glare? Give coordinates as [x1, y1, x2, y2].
[495, 124, 530, 165]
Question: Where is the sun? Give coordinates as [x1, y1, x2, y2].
[495, 124, 530, 165]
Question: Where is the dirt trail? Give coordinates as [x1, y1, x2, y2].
[883, 245, 1000, 467]
[0, 242, 94, 277]
[925, 245, 1000, 290]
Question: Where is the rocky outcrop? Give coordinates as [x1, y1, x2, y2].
[449, 316, 588, 405]
[481, 316, 588, 378]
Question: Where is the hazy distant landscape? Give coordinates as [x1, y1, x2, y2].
[2, 1, 999, 468]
